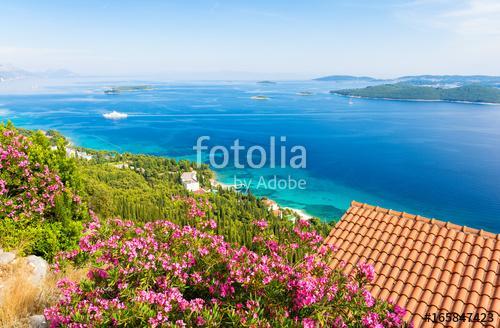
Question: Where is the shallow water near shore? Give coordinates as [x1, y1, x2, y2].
[1, 80, 499, 232]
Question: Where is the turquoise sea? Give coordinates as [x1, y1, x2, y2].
[1, 80, 499, 232]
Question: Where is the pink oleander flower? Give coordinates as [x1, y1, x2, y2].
[0, 130, 64, 221]
[302, 318, 316, 328]
[195, 316, 205, 326]
[363, 289, 376, 307]
[383, 305, 407, 327]
[332, 317, 347, 328]
[48, 213, 409, 327]
[0, 179, 7, 195]
[357, 261, 376, 283]
[346, 281, 359, 295]
[362, 312, 381, 328]
[87, 268, 109, 280]
[253, 219, 268, 229]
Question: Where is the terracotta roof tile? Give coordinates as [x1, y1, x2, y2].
[441, 296, 454, 312]
[449, 272, 462, 287]
[325, 201, 500, 328]
[451, 299, 465, 315]
[437, 247, 450, 261]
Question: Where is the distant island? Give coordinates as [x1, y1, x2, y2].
[314, 75, 382, 82]
[0, 64, 77, 82]
[332, 83, 500, 104]
[251, 95, 269, 100]
[314, 74, 500, 87]
[257, 80, 276, 84]
[395, 75, 500, 87]
[103, 85, 153, 94]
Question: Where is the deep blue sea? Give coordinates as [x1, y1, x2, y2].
[1, 80, 499, 233]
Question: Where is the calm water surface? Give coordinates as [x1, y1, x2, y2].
[1, 80, 499, 232]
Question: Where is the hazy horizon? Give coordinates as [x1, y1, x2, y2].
[1, 0, 500, 79]
[4, 68, 500, 82]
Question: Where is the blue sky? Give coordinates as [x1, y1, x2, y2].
[1, 0, 499, 79]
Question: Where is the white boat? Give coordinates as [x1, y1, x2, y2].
[103, 111, 128, 120]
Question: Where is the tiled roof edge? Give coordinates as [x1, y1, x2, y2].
[349, 201, 499, 240]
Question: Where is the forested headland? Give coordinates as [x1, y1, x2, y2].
[333, 83, 500, 104]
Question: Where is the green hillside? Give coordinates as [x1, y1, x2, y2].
[333, 83, 500, 103]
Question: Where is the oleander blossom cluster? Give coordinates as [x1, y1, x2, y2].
[0, 130, 64, 220]
[46, 201, 410, 328]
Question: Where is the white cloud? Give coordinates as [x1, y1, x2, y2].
[441, 0, 500, 36]
[388, 0, 500, 75]
[398, 0, 500, 37]
[444, 0, 500, 17]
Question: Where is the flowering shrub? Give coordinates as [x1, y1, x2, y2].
[0, 129, 63, 220]
[0, 127, 85, 259]
[172, 195, 212, 222]
[0, 127, 410, 326]
[47, 209, 410, 327]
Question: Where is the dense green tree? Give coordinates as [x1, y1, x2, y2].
[0, 123, 334, 261]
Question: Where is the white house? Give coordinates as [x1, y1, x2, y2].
[180, 171, 200, 192]
[64, 147, 93, 160]
[262, 198, 279, 211]
[50, 145, 92, 160]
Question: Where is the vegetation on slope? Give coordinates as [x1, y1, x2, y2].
[0, 123, 409, 327]
[1, 123, 332, 260]
[333, 83, 500, 103]
[0, 123, 87, 260]
[77, 152, 332, 248]
[47, 211, 409, 327]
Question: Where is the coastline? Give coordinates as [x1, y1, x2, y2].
[282, 207, 314, 220]
[332, 93, 500, 106]
[40, 136, 319, 223]
[211, 173, 315, 221]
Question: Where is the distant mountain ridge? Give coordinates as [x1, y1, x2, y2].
[314, 74, 500, 87]
[314, 75, 382, 82]
[0, 64, 77, 82]
[396, 75, 500, 87]
[0, 64, 33, 82]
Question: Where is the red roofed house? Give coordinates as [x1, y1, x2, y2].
[324, 201, 499, 328]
